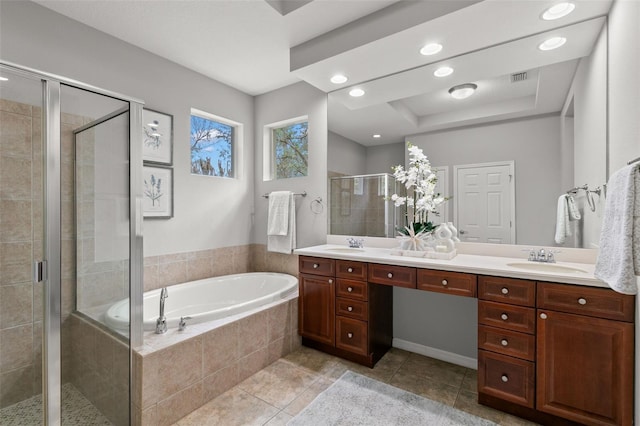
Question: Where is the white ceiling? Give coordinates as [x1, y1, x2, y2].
[33, 0, 399, 95]
[33, 0, 612, 146]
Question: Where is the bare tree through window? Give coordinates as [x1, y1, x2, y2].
[190, 114, 234, 177]
[273, 121, 308, 179]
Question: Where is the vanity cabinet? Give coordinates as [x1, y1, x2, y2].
[299, 257, 336, 346]
[536, 283, 634, 426]
[478, 276, 536, 408]
[298, 256, 392, 367]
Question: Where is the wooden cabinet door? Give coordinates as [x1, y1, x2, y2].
[537, 310, 634, 426]
[299, 274, 335, 346]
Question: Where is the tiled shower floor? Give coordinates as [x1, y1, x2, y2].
[0, 383, 113, 426]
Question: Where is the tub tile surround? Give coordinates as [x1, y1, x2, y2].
[133, 297, 300, 426]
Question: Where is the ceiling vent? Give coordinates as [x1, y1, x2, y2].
[510, 72, 528, 83]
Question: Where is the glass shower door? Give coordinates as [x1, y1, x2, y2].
[0, 68, 46, 424]
[59, 84, 131, 426]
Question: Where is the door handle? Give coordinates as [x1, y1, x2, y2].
[459, 230, 467, 234]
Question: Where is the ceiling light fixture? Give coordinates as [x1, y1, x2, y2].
[420, 43, 443, 56]
[434, 66, 454, 77]
[349, 88, 365, 97]
[373, 134, 381, 138]
[541, 2, 575, 20]
[538, 36, 567, 51]
[0, 77, 8, 82]
[448, 83, 477, 100]
[330, 74, 348, 84]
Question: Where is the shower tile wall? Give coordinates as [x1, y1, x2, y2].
[0, 99, 42, 408]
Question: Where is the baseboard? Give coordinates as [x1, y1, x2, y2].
[392, 338, 477, 370]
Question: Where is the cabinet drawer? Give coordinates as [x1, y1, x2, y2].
[299, 256, 335, 277]
[368, 264, 416, 288]
[537, 282, 635, 322]
[417, 269, 477, 297]
[336, 297, 368, 321]
[336, 260, 368, 281]
[478, 301, 535, 334]
[479, 276, 535, 307]
[336, 317, 368, 356]
[478, 325, 535, 361]
[478, 350, 534, 408]
[336, 279, 367, 301]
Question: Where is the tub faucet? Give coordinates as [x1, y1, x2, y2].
[155, 287, 168, 334]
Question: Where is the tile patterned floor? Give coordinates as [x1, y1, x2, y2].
[173, 346, 539, 426]
[0, 383, 113, 426]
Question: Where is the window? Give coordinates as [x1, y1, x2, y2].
[190, 109, 239, 177]
[270, 119, 308, 179]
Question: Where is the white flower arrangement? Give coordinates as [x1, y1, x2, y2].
[391, 143, 446, 227]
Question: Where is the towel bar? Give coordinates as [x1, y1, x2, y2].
[262, 191, 307, 198]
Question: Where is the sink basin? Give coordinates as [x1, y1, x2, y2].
[507, 262, 588, 274]
[324, 247, 366, 253]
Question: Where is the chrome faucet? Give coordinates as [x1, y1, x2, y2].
[346, 237, 364, 248]
[155, 287, 168, 334]
[528, 248, 556, 263]
[178, 316, 192, 331]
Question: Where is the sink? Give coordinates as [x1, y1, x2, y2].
[324, 247, 366, 253]
[507, 262, 588, 274]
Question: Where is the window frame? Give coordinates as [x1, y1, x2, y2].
[264, 115, 309, 181]
[190, 108, 242, 179]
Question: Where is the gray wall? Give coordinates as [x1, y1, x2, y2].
[327, 131, 366, 176]
[0, 1, 255, 257]
[572, 23, 607, 249]
[393, 288, 478, 359]
[366, 142, 405, 175]
[254, 82, 328, 249]
[408, 115, 562, 247]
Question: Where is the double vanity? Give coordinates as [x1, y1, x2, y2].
[294, 242, 635, 426]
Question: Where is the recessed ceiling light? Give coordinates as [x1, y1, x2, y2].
[538, 36, 567, 51]
[448, 83, 477, 100]
[434, 66, 454, 77]
[330, 74, 348, 84]
[542, 2, 575, 20]
[420, 43, 443, 56]
[349, 88, 365, 97]
[0, 77, 8, 82]
[373, 134, 381, 138]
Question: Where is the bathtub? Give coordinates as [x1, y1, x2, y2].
[105, 272, 298, 331]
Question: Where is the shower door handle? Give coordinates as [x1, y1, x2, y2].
[33, 260, 47, 283]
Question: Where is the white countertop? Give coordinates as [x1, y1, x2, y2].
[295, 244, 608, 289]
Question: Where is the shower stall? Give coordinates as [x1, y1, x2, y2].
[0, 62, 143, 425]
[329, 173, 402, 237]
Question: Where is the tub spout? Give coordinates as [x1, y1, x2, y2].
[155, 287, 169, 334]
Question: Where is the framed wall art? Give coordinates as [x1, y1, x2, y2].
[143, 165, 173, 218]
[143, 108, 173, 165]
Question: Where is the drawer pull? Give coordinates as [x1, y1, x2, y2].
[501, 287, 509, 295]
[328, 279, 333, 284]
[578, 297, 587, 305]
[347, 306, 353, 312]
[540, 313, 548, 319]
[387, 272, 393, 279]
[501, 339, 508, 347]
[347, 287, 353, 293]
[501, 375, 509, 383]
[347, 332, 353, 339]
[313, 263, 319, 269]
[347, 267, 353, 273]
[500, 313, 508, 321]
[441, 279, 448, 286]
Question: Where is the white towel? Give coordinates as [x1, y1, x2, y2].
[267, 192, 296, 254]
[567, 195, 581, 221]
[594, 164, 640, 295]
[554, 194, 571, 244]
[267, 191, 290, 236]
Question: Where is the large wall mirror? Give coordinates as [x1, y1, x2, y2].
[328, 4, 610, 249]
